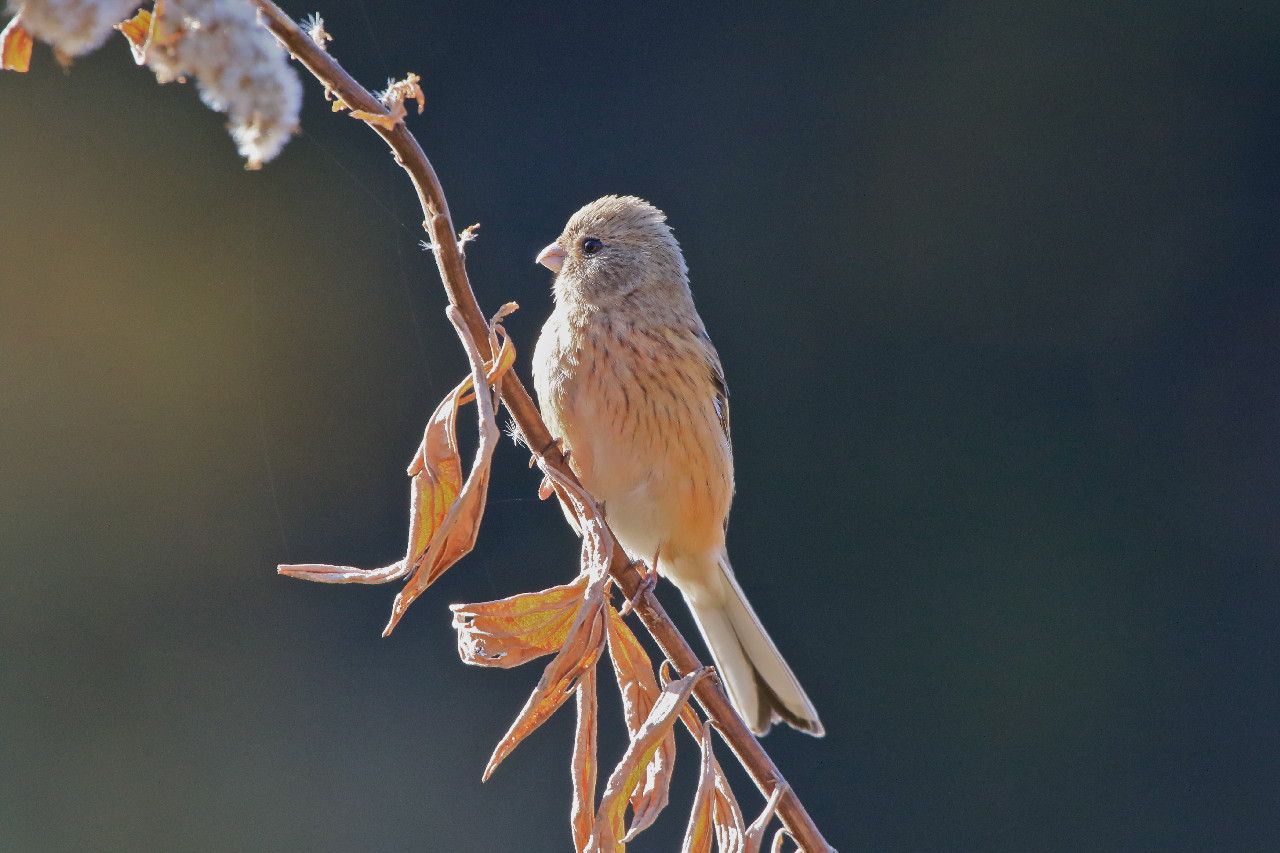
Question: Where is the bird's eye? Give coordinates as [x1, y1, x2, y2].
[581, 238, 604, 256]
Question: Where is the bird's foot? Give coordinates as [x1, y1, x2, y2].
[532, 438, 570, 499]
[618, 551, 660, 616]
[529, 436, 569, 467]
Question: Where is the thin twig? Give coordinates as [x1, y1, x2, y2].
[251, 3, 835, 850]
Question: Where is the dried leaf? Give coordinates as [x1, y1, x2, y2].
[537, 475, 556, 500]
[483, 575, 609, 781]
[743, 784, 789, 853]
[351, 72, 424, 129]
[402, 382, 465, 548]
[451, 576, 589, 668]
[680, 721, 720, 853]
[606, 607, 675, 839]
[349, 102, 406, 129]
[277, 374, 465, 588]
[537, 461, 615, 586]
[711, 753, 747, 853]
[1, 14, 33, 72]
[278, 308, 517, 637]
[588, 668, 711, 851]
[572, 665, 599, 853]
[276, 560, 409, 584]
[114, 8, 153, 63]
[659, 659, 713, 738]
[385, 71, 425, 114]
[382, 327, 516, 629]
[679, 716, 749, 853]
[114, 1, 180, 64]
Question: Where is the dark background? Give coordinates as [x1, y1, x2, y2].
[2, 1, 1278, 850]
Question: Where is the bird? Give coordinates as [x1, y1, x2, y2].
[531, 195, 824, 736]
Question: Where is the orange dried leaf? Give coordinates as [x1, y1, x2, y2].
[115, 1, 179, 63]
[680, 721, 719, 853]
[349, 102, 406, 130]
[451, 576, 589, 668]
[588, 668, 710, 851]
[1, 15, 33, 73]
[277, 377, 465, 591]
[483, 577, 608, 780]
[277, 307, 515, 637]
[383, 320, 513, 635]
[349, 72, 425, 130]
[606, 607, 675, 840]
[680, 719, 747, 853]
[571, 665, 599, 853]
[403, 383, 465, 545]
[385, 71, 425, 114]
[114, 8, 152, 63]
[711, 753, 747, 853]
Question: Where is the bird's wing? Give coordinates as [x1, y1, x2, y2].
[700, 329, 731, 447]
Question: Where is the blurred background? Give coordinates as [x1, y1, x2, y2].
[2, 1, 1278, 850]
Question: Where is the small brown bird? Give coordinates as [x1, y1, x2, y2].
[532, 196, 824, 736]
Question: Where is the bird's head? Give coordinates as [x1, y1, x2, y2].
[537, 195, 690, 310]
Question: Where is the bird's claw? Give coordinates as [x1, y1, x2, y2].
[529, 436, 569, 467]
[618, 558, 658, 617]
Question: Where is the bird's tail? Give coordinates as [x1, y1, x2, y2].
[679, 553, 824, 737]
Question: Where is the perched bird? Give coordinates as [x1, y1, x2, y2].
[532, 195, 824, 736]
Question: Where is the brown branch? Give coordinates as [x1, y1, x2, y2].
[251, 3, 835, 851]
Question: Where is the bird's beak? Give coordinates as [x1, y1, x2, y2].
[537, 242, 567, 273]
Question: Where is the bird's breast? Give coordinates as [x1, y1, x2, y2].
[533, 309, 733, 561]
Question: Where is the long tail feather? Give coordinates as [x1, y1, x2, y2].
[682, 554, 824, 737]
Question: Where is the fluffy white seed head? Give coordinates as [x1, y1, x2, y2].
[7, 0, 301, 167]
[145, 0, 301, 167]
[10, 0, 139, 57]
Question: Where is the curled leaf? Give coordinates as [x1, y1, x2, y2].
[451, 575, 589, 668]
[278, 306, 517, 637]
[1, 14, 33, 72]
[572, 665, 599, 853]
[606, 606, 675, 840]
[351, 71, 424, 129]
[744, 783, 789, 853]
[483, 574, 609, 781]
[681, 721, 720, 853]
[588, 668, 711, 851]
[537, 461, 616, 586]
[711, 761, 747, 853]
[276, 560, 409, 585]
[114, 7, 154, 64]
[384, 314, 514, 633]
[679, 718, 749, 853]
